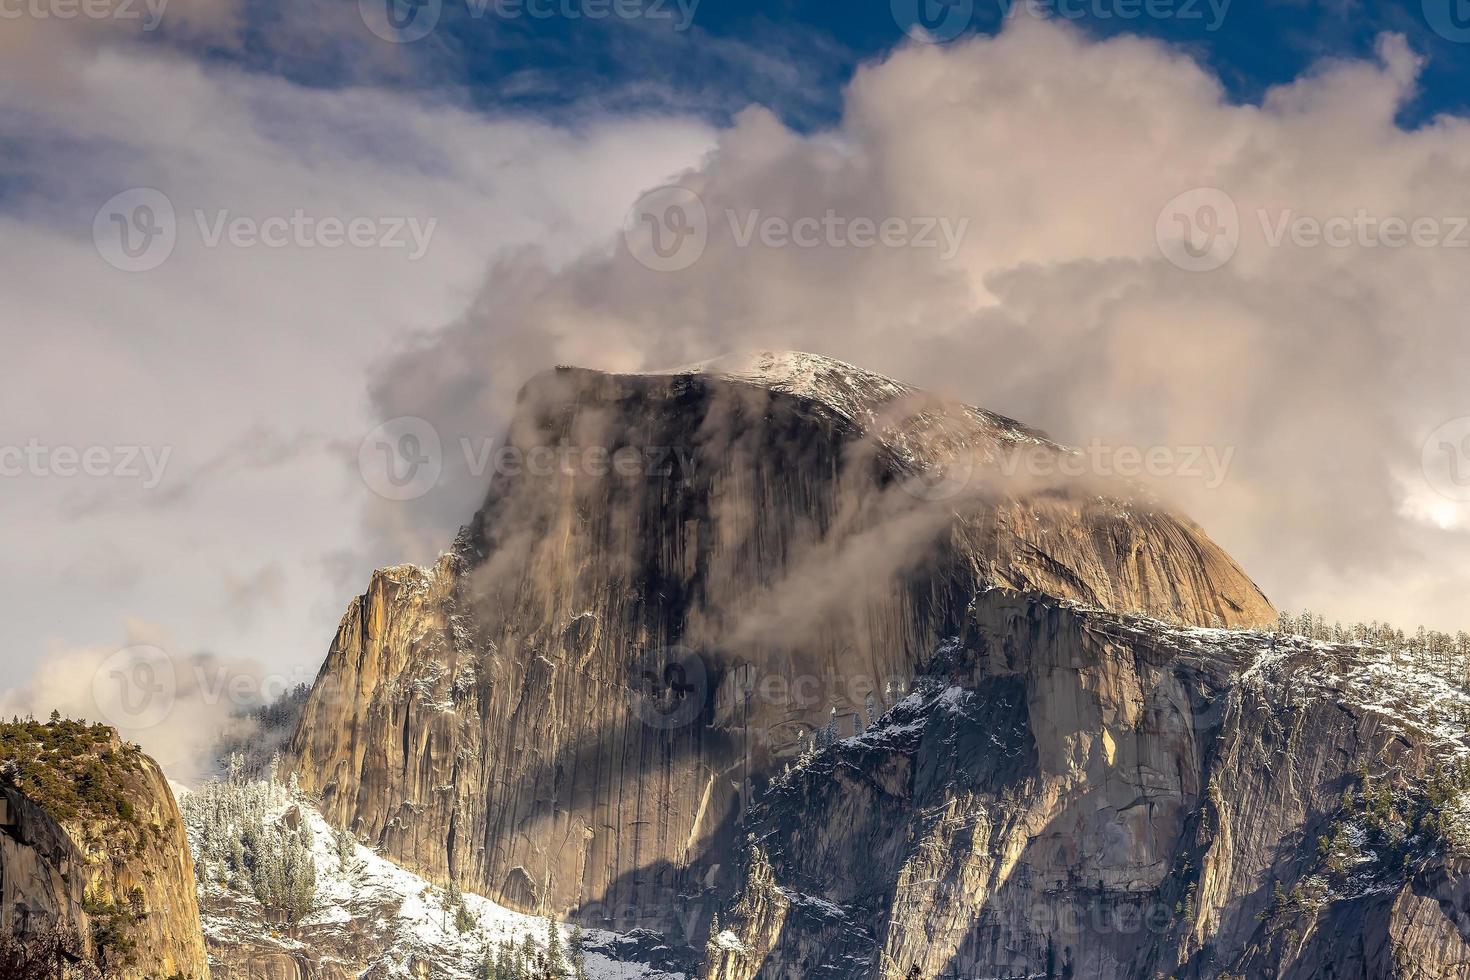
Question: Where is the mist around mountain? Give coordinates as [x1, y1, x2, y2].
[6, 354, 1470, 979]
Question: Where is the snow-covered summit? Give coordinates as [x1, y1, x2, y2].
[637, 350, 1051, 458]
[649, 350, 914, 425]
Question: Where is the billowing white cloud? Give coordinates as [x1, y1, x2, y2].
[0, 620, 291, 783]
[0, 32, 716, 716]
[370, 20, 1470, 633]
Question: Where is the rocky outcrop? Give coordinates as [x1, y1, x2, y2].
[279, 351, 1470, 977]
[706, 601, 1470, 978]
[705, 592, 1234, 979]
[79, 752, 210, 980]
[0, 721, 211, 979]
[0, 788, 89, 949]
[288, 352, 1275, 944]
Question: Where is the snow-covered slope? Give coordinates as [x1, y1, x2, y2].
[185, 780, 688, 980]
[650, 350, 916, 427]
[1237, 633, 1470, 754]
[645, 349, 1053, 456]
[1065, 609, 1470, 755]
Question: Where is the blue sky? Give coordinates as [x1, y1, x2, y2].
[189, 0, 1470, 128]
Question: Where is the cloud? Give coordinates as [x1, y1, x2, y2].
[221, 563, 288, 630]
[369, 19, 1470, 632]
[0, 620, 306, 784]
[0, 28, 716, 716]
[0, 0, 247, 99]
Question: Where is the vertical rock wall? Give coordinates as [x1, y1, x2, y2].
[707, 599, 1470, 979]
[288, 359, 1276, 943]
[0, 734, 211, 979]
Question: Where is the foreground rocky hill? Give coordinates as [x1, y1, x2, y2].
[281, 351, 1470, 977]
[0, 719, 211, 979]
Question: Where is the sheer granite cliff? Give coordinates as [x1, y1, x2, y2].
[704, 597, 1470, 979]
[286, 352, 1277, 944]
[0, 722, 211, 979]
[0, 788, 88, 958]
[286, 353, 1470, 976]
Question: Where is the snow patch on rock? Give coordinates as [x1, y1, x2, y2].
[186, 784, 685, 979]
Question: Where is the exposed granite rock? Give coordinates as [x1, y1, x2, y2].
[0, 722, 210, 979]
[278, 353, 1470, 977]
[705, 592, 1229, 978]
[207, 949, 314, 980]
[0, 787, 90, 948]
[707, 599, 1470, 979]
[288, 353, 1275, 946]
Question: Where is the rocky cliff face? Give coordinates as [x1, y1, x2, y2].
[1, 787, 89, 953]
[285, 350, 1470, 976]
[283, 351, 1469, 975]
[285, 351, 1283, 951]
[288, 352, 1271, 926]
[0, 720, 211, 979]
[704, 597, 1470, 978]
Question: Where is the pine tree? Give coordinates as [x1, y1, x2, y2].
[446, 880, 475, 934]
[544, 917, 564, 977]
[567, 925, 587, 980]
[520, 934, 537, 979]
[229, 838, 247, 890]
